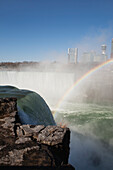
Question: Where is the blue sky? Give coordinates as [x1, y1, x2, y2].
[0, 0, 113, 62]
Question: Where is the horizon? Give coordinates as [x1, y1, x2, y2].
[0, 0, 113, 62]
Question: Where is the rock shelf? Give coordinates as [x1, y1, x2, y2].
[0, 98, 75, 169]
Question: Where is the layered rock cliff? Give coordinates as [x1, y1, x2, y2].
[0, 98, 75, 169]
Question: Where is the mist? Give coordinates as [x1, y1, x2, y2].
[69, 130, 113, 170]
[0, 35, 113, 169]
[75, 27, 113, 61]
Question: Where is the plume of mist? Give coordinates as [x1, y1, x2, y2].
[69, 131, 113, 170]
[0, 26, 113, 170]
[42, 50, 67, 63]
[55, 101, 113, 170]
[75, 27, 113, 61]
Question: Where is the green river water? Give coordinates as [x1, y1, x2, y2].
[54, 102, 113, 170]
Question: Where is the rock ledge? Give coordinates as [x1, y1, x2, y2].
[0, 98, 75, 169]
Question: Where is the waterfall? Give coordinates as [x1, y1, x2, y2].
[0, 71, 75, 107]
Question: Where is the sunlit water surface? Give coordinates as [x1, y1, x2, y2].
[54, 102, 113, 170]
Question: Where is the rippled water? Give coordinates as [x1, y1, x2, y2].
[54, 102, 113, 170]
[1, 70, 113, 169]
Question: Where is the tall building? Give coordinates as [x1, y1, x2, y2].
[68, 48, 78, 64]
[111, 38, 113, 59]
[101, 44, 106, 55]
[101, 44, 107, 61]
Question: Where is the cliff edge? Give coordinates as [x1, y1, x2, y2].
[0, 98, 75, 169]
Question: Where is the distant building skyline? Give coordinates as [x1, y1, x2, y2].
[71, 43, 108, 63]
[0, 0, 113, 62]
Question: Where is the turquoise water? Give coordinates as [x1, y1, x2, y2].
[0, 70, 113, 169]
[0, 85, 56, 126]
[54, 102, 113, 170]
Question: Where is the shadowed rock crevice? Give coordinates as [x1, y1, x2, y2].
[0, 97, 75, 169]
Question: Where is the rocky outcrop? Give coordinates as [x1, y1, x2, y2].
[0, 98, 75, 169]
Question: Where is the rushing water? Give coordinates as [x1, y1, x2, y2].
[0, 69, 113, 169]
[54, 102, 113, 170]
[0, 71, 74, 106]
[0, 85, 56, 126]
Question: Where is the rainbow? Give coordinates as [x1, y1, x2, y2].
[53, 59, 113, 117]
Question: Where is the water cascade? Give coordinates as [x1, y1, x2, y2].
[1, 67, 113, 170]
[0, 71, 75, 107]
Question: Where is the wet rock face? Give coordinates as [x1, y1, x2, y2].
[0, 98, 75, 169]
[0, 97, 17, 116]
